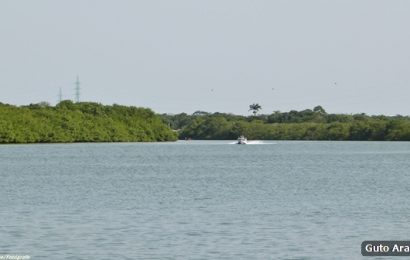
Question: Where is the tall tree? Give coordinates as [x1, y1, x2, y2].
[249, 103, 262, 116]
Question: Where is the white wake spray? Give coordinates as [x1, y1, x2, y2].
[229, 140, 275, 145]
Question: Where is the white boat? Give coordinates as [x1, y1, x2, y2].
[237, 135, 248, 144]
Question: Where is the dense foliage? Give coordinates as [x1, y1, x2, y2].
[0, 101, 177, 143]
[162, 106, 410, 141]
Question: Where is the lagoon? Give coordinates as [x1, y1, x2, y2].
[1, 141, 410, 259]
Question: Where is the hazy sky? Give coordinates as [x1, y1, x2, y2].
[1, 0, 409, 115]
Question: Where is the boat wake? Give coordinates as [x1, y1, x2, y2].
[247, 140, 265, 145]
[229, 140, 274, 145]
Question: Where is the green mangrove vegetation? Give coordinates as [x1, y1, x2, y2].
[0, 101, 177, 143]
[162, 106, 410, 141]
[1, 102, 409, 143]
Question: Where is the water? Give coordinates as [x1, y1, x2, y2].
[1, 141, 410, 259]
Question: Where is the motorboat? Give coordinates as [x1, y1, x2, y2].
[237, 135, 247, 144]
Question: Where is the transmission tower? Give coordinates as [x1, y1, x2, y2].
[58, 87, 63, 103]
[75, 76, 80, 103]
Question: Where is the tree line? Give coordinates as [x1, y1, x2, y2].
[0, 101, 177, 143]
[1, 102, 409, 143]
[161, 106, 410, 141]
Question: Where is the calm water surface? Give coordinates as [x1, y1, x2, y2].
[1, 141, 410, 259]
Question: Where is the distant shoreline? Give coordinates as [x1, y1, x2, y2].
[162, 106, 410, 141]
[2, 138, 410, 145]
[1, 102, 409, 143]
[0, 101, 177, 144]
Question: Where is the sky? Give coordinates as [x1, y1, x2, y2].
[1, 0, 409, 115]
